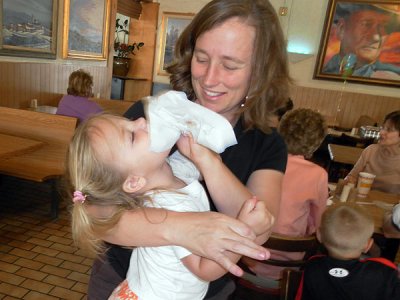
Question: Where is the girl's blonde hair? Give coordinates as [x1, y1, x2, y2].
[66, 114, 148, 255]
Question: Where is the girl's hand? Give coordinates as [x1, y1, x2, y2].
[176, 132, 220, 170]
[172, 211, 270, 276]
[237, 197, 274, 243]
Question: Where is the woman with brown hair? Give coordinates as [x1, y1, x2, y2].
[86, 0, 290, 298]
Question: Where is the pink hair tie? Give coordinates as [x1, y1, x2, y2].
[73, 191, 86, 204]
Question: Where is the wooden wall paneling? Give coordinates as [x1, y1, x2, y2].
[40, 64, 49, 104]
[368, 96, 379, 117]
[6, 63, 14, 107]
[10, 63, 18, 107]
[12, 63, 18, 106]
[0, 61, 110, 109]
[91, 66, 99, 98]
[128, 2, 159, 80]
[0, 1, 116, 108]
[95, 66, 107, 98]
[13, 63, 20, 105]
[2, 63, 12, 107]
[124, 79, 152, 101]
[325, 90, 338, 122]
[123, 2, 159, 101]
[375, 97, 387, 124]
[49, 64, 57, 103]
[302, 86, 311, 107]
[341, 93, 353, 127]
[94, 66, 102, 98]
[290, 86, 399, 129]
[117, 0, 142, 19]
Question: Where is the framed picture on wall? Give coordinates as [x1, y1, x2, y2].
[157, 12, 194, 76]
[63, 0, 110, 60]
[314, 0, 400, 87]
[0, 0, 58, 59]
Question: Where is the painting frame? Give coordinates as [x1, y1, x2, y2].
[314, 0, 400, 87]
[62, 0, 110, 60]
[0, 0, 58, 59]
[157, 12, 195, 76]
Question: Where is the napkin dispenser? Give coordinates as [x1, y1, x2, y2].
[359, 126, 380, 139]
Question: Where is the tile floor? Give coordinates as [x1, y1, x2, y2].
[1, 176, 399, 300]
[0, 176, 94, 300]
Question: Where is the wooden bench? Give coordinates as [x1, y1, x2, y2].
[90, 98, 135, 116]
[0, 107, 77, 218]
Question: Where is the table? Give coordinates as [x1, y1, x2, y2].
[0, 133, 44, 159]
[327, 128, 345, 137]
[328, 144, 364, 165]
[333, 188, 399, 233]
[327, 128, 362, 139]
[25, 105, 57, 114]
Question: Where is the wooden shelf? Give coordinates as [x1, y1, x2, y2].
[110, 2, 159, 101]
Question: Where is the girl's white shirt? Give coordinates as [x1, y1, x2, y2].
[126, 151, 210, 300]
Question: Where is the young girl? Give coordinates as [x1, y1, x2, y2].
[67, 114, 266, 299]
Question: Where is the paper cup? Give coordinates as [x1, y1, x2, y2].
[30, 99, 38, 109]
[357, 172, 376, 198]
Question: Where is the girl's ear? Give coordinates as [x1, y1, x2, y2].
[363, 237, 374, 254]
[123, 175, 146, 193]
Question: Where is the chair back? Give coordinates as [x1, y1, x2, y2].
[232, 234, 318, 299]
[261, 233, 319, 267]
[280, 269, 303, 300]
[355, 115, 376, 128]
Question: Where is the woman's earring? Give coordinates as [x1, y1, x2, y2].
[241, 96, 249, 107]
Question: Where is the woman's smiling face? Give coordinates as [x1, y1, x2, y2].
[191, 17, 255, 124]
[379, 120, 400, 147]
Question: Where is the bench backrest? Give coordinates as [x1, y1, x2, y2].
[0, 107, 77, 146]
[90, 98, 135, 116]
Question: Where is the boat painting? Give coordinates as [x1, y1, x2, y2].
[0, 0, 57, 58]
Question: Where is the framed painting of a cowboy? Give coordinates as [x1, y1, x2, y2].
[314, 0, 400, 87]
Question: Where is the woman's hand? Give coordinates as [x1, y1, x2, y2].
[170, 211, 270, 276]
[105, 208, 270, 277]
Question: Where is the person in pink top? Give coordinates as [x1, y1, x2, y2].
[56, 69, 103, 122]
[243, 108, 328, 280]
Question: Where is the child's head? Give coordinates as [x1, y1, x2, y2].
[278, 108, 326, 158]
[318, 203, 374, 259]
[67, 69, 94, 97]
[67, 114, 168, 254]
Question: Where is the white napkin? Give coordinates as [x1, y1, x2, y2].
[145, 91, 237, 153]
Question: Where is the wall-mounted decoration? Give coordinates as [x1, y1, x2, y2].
[0, 0, 58, 59]
[157, 12, 194, 76]
[63, 0, 110, 60]
[314, 0, 400, 87]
